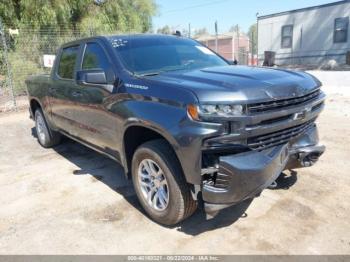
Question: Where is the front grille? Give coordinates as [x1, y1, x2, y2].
[258, 114, 293, 125]
[312, 101, 324, 112]
[214, 172, 231, 189]
[202, 169, 231, 189]
[248, 89, 321, 113]
[247, 119, 315, 151]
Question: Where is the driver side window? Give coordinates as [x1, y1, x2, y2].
[82, 43, 110, 72]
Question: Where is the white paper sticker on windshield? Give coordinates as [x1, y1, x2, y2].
[195, 45, 215, 55]
[110, 39, 128, 48]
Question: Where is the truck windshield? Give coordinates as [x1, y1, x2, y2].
[109, 36, 228, 76]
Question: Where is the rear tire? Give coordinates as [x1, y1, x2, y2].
[34, 108, 61, 148]
[131, 139, 197, 225]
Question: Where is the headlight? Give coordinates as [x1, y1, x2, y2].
[187, 104, 244, 121]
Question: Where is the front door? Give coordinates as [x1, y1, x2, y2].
[68, 41, 121, 157]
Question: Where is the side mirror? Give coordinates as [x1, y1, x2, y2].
[77, 69, 107, 85]
[227, 59, 238, 65]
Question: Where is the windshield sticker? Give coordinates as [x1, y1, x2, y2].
[110, 39, 128, 48]
[125, 83, 149, 90]
[195, 46, 215, 55]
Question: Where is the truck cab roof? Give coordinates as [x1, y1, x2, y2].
[60, 34, 187, 49]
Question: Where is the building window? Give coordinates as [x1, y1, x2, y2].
[281, 25, 293, 48]
[334, 17, 349, 43]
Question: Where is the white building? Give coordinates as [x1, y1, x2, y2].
[258, 0, 350, 66]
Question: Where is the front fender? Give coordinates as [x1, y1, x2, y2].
[118, 100, 224, 185]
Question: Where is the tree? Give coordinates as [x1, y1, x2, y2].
[0, 0, 157, 33]
[181, 28, 189, 37]
[248, 23, 257, 54]
[156, 25, 171, 34]
[193, 27, 208, 38]
[229, 24, 240, 34]
[0, 0, 157, 95]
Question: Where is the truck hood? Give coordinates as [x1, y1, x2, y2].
[144, 66, 321, 103]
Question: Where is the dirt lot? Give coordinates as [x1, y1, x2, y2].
[0, 93, 349, 255]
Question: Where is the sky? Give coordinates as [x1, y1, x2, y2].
[153, 0, 339, 34]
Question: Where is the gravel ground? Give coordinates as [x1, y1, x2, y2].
[0, 93, 349, 255]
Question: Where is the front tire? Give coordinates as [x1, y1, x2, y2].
[34, 109, 61, 148]
[131, 139, 197, 225]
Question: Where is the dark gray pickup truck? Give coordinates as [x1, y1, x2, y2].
[26, 34, 325, 225]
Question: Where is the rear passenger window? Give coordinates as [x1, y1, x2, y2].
[82, 43, 110, 72]
[57, 46, 79, 79]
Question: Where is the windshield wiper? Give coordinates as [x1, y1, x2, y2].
[136, 64, 194, 77]
[139, 72, 161, 76]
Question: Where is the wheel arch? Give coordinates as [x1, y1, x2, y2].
[122, 124, 184, 180]
[29, 98, 43, 118]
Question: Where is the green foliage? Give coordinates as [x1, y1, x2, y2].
[193, 27, 208, 38]
[228, 23, 257, 54]
[7, 52, 44, 95]
[156, 25, 171, 34]
[248, 23, 257, 54]
[0, 0, 157, 94]
[229, 24, 239, 33]
[0, 0, 156, 33]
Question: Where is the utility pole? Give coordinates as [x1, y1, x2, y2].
[215, 20, 218, 52]
[188, 23, 191, 38]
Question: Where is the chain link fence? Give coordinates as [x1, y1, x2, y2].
[0, 23, 256, 113]
[195, 32, 256, 66]
[0, 22, 128, 113]
[0, 20, 16, 112]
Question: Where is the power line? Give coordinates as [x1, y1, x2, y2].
[162, 0, 230, 14]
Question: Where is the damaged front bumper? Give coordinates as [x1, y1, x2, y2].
[202, 124, 325, 216]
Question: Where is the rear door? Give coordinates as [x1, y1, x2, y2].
[49, 44, 82, 136]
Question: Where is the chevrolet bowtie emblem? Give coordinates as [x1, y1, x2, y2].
[293, 107, 312, 120]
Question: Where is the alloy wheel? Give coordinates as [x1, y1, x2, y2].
[137, 159, 169, 211]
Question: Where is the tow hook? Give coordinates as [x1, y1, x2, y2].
[268, 180, 278, 189]
[297, 145, 325, 167]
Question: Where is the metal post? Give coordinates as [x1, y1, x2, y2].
[0, 19, 17, 110]
[251, 30, 254, 66]
[236, 25, 240, 63]
[300, 27, 303, 65]
[256, 12, 259, 66]
[215, 21, 218, 52]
